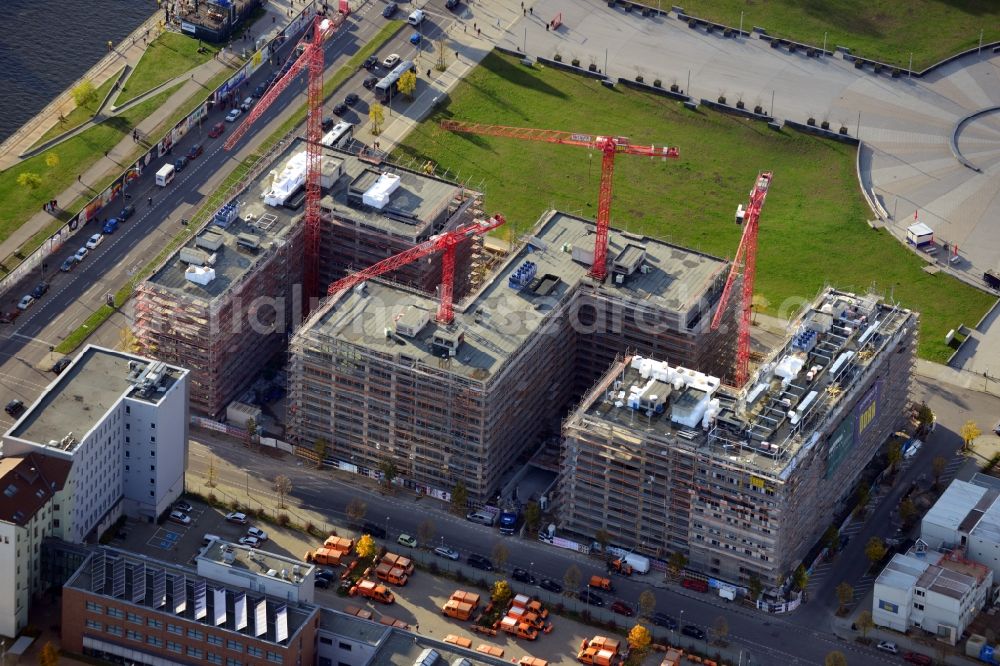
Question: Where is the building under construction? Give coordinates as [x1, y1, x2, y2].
[557, 288, 917, 586]
[135, 140, 482, 416]
[287, 210, 738, 503]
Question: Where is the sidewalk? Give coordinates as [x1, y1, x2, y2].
[0, 0, 303, 275]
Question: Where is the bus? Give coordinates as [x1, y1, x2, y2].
[321, 121, 354, 149]
[374, 60, 416, 103]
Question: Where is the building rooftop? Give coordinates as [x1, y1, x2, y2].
[877, 546, 988, 599]
[5, 346, 185, 454]
[576, 288, 915, 478]
[923, 479, 1000, 546]
[0, 452, 70, 526]
[371, 630, 510, 666]
[198, 539, 314, 583]
[306, 210, 729, 381]
[319, 608, 386, 646]
[66, 547, 318, 647]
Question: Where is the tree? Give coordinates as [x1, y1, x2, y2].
[638, 589, 656, 617]
[932, 456, 947, 488]
[668, 551, 688, 577]
[72, 80, 98, 108]
[887, 440, 902, 472]
[245, 416, 258, 446]
[710, 615, 729, 644]
[835, 581, 854, 614]
[369, 102, 385, 135]
[273, 474, 292, 508]
[751, 294, 770, 323]
[379, 458, 397, 487]
[594, 529, 611, 552]
[397, 70, 417, 99]
[627, 624, 652, 652]
[45, 152, 60, 169]
[312, 438, 328, 468]
[450, 481, 468, 514]
[207, 457, 217, 488]
[792, 564, 809, 592]
[824, 651, 847, 666]
[865, 536, 887, 567]
[346, 498, 367, 525]
[356, 533, 377, 559]
[524, 501, 541, 533]
[916, 403, 934, 431]
[747, 574, 763, 601]
[16, 172, 42, 189]
[39, 642, 60, 666]
[417, 518, 435, 546]
[119, 326, 141, 353]
[435, 38, 448, 72]
[854, 483, 870, 517]
[563, 564, 581, 594]
[823, 526, 841, 552]
[856, 610, 874, 639]
[492, 542, 509, 571]
[899, 497, 918, 526]
[961, 419, 982, 452]
[492, 579, 512, 605]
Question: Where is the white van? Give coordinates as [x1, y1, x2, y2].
[407, 9, 425, 25]
[202, 533, 222, 547]
[155, 164, 175, 187]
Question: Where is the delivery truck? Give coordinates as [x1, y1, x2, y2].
[155, 164, 175, 187]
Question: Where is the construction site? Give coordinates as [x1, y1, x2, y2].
[557, 287, 917, 586]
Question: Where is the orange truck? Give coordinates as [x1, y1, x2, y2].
[380, 552, 414, 575]
[442, 590, 480, 621]
[661, 648, 683, 666]
[500, 616, 539, 640]
[305, 535, 354, 565]
[375, 562, 409, 586]
[577, 636, 620, 666]
[349, 579, 394, 604]
[588, 575, 613, 592]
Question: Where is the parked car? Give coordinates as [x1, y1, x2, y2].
[903, 652, 932, 665]
[73, 247, 89, 262]
[16, 295, 35, 311]
[239, 535, 262, 547]
[407, 9, 425, 25]
[397, 533, 418, 548]
[51, 357, 71, 374]
[344, 92, 359, 106]
[31, 282, 49, 299]
[361, 522, 387, 539]
[382, 53, 400, 68]
[409, 32, 421, 46]
[187, 143, 204, 160]
[85, 233, 104, 250]
[321, 116, 334, 131]
[511, 567, 536, 585]
[877, 642, 899, 655]
[651, 612, 678, 630]
[208, 122, 226, 138]
[246, 527, 268, 541]
[332, 103, 348, 116]
[315, 568, 336, 581]
[538, 578, 562, 594]
[103, 218, 119, 234]
[363, 55, 379, 70]
[225, 512, 248, 524]
[168, 510, 191, 525]
[314, 576, 331, 589]
[434, 546, 460, 560]
[363, 75, 379, 90]
[253, 84, 267, 98]
[173, 156, 188, 172]
[578, 590, 605, 607]
[225, 108, 242, 122]
[174, 501, 193, 513]
[4, 400, 24, 417]
[610, 600, 634, 617]
[240, 97, 255, 111]
[382, 2, 398, 18]
[466, 554, 494, 571]
[60, 257, 77, 272]
[681, 625, 706, 640]
[119, 203, 136, 220]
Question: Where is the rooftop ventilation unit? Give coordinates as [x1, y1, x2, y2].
[236, 233, 261, 252]
[362, 172, 401, 210]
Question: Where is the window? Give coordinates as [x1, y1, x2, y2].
[107, 625, 123, 637]
[207, 634, 223, 646]
[85, 619, 102, 630]
[85, 601, 103, 613]
[152, 423, 156, 429]
[226, 640, 243, 652]
[107, 607, 124, 619]
[227, 659, 243, 666]
[147, 635, 163, 647]
[167, 640, 183, 653]
[338, 642, 352, 651]
[915, 602, 925, 610]
[188, 628, 205, 640]
[126, 405, 131, 414]
[207, 654, 223, 665]
[147, 618, 162, 629]
[266, 652, 283, 664]
[188, 647, 204, 658]
[151, 465, 156, 471]
[127, 611, 142, 624]
[319, 637, 332, 645]
[167, 623, 184, 635]
[247, 646, 264, 658]
[126, 629, 143, 642]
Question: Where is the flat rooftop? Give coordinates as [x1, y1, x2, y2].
[577, 289, 915, 478]
[319, 608, 387, 646]
[306, 210, 728, 380]
[371, 631, 510, 666]
[321, 148, 463, 239]
[67, 547, 317, 647]
[6, 346, 184, 452]
[199, 539, 314, 582]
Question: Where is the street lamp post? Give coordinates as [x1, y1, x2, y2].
[529, 561, 534, 582]
[386, 516, 391, 540]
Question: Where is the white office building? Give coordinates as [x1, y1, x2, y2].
[873, 543, 992, 644]
[920, 476, 1000, 581]
[2, 345, 189, 542]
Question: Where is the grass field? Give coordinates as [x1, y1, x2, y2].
[680, 0, 1000, 69]
[393, 52, 994, 363]
[116, 33, 220, 106]
[0, 84, 181, 252]
[33, 69, 124, 149]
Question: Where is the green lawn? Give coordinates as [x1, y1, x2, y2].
[0, 84, 181, 259]
[393, 52, 994, 362]
[679, 0, 1000, 69]
[116, 32, 220, 106]
[33, 69, 124, 149]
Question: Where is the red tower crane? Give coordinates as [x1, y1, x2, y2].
[710, 172, 773, 387]
[439, 121, 678, 281]
[223, 7, 349, 311]
[326, 214, 507, 324]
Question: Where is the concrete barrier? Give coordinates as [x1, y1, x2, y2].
[616, 78, 690, 101]
[536, 56, 607, 80]
[783, 119, 859, 145]
[699, 98, 773, 122]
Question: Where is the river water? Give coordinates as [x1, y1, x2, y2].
[0, 0, 155, 144]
